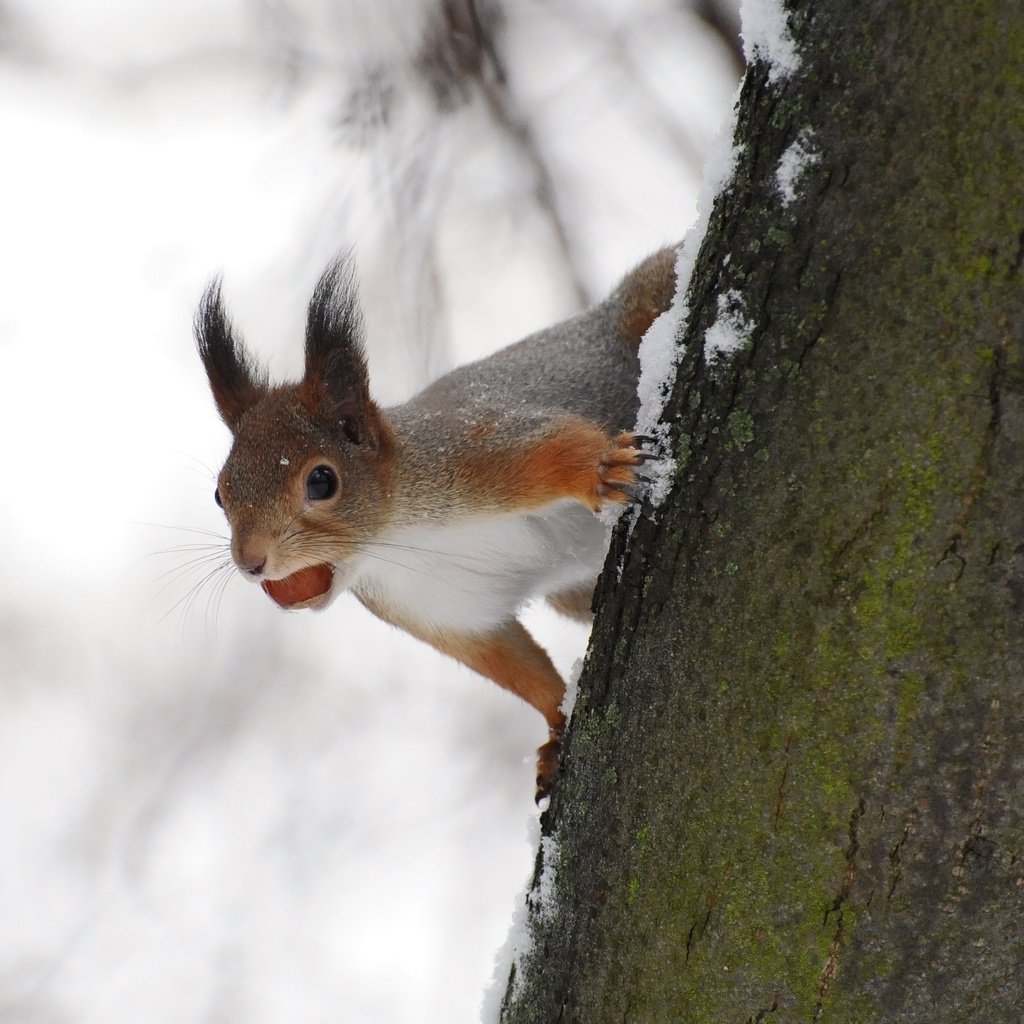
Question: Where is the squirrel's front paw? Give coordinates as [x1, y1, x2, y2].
[592, 432, 658, 511]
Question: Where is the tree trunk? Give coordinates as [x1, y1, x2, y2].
[498, 2, 1024, 1021]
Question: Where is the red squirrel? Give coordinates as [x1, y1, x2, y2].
[195, 247, 677, 798]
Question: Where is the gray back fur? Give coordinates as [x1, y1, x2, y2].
[391, 298, 638, 432]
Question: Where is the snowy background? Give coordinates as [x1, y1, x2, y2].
[0, 2, 738, 1021]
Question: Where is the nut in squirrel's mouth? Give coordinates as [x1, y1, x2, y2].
[261, 563, 335, 610]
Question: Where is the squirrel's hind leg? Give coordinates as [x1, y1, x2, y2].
[430, 621, 566, 801]
[547, 584, 595, 624]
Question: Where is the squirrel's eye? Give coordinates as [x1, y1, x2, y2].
[214, 487, 223, 508]
[306, 465, 338, 501]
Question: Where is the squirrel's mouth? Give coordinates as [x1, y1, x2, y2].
[261, 563, 335, 610]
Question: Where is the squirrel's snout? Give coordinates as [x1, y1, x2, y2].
[230, 526, 277, 580]
[231, 539, 270, 579]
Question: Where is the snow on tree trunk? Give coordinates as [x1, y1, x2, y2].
[496, 2, 1024, 1021]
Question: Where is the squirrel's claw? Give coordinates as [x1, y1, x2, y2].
[592, 432, 663, 508]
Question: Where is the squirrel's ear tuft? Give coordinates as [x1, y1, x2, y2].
[303, 254, 380, 445]
[194, 279, 268, 432]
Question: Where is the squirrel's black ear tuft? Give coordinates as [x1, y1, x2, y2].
[194, 279, 268, 432]
[303, 253, 377, 444]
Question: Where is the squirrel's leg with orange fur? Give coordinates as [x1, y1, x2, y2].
[546, 584, 594, 623]
[458, 421, 653, 515]
[430, 623, 567, 800]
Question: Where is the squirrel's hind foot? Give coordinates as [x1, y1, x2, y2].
[535, 727, 564, 803]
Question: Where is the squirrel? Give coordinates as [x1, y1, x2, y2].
[195, 246, 677, 799]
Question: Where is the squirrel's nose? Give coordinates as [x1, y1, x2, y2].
[232, 532, 272, 579]
[233, 547, 267, 578]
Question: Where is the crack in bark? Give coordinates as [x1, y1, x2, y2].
[886, 817, 914, 905]
[935, 533, 967, 589]
[746, 997, 780, 1024]
[684, 902, 715, 965]
[1010, 226, 1024, 278]
[985, 320, 1006, 447]
[950, 319, 1006, 540]
[772, 733, 795, 830]
[798, 267, 843, 367]
[620, 990, 634, 1024]
[828, 494, 888, 569]
[814, 798, 865, 1021]
[946, 698, 1001, 912]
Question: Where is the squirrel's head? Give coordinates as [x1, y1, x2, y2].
[195, 257, 394, 609]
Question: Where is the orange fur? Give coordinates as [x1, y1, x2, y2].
[434, 623, 565, 727]
[456, 420, 646, 513]
[546, 584, 594, 622]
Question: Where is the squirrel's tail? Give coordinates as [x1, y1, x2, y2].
[612, 246, 679, 351]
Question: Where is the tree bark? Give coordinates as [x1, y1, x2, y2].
[498, 2, 1024, 1021]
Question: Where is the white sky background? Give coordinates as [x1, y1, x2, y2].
[0, 1, 738, 1021]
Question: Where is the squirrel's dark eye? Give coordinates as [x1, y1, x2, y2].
[306, 465, 338, 501]
[214, 487, 223, 508]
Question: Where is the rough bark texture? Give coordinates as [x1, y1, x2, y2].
[499, 2, 1024, 1021]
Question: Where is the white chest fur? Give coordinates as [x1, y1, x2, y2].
[350, 501, 611, 635]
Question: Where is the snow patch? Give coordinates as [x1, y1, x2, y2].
[776, 131, 818, 207]
[740, 0, 800, 81]
[560, 657, 584, 721]
[633, 101, 741, 506]
[704, 289, 754, 364]
[481, 820, 561, 1022]
[534, 834, 561, 917]
[634, 255, 683, 442]
[481, 653, 586, 1022]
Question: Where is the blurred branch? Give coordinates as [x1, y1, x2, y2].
[252, 0, 592, 309]
[692, 0, 744, 75]
[251, 0, 308, 94]
[418, 0, 592, 307]
[244, 0, 738, 342]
